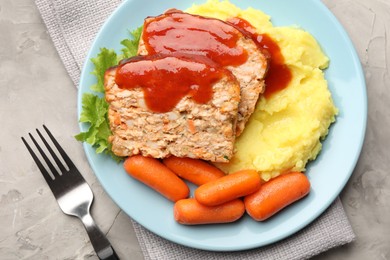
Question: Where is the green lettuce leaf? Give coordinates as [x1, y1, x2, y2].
[90, 48, 119, 93]
[75, 93, 121, 161]
[76, 25, 143, 162]
[121, 26, 143, 59]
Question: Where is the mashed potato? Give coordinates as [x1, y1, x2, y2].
[188, 0, 338, 181]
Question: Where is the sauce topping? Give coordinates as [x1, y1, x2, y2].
[115, 11, 250, 113]
[115, 53, 227, 113]
[142, 11, 248, 67]
[227, 17, 292, 98]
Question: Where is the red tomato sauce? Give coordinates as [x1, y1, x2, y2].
[142, 11, 248, 67]
[115, 12, 290, 113]
[115, 53, 228, 113]
[115, 11, 249, 112]
[227, 17, 292, 98]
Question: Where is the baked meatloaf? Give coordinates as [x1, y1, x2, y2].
[104, 55, 241, 162]
[138, 11, 268, 135]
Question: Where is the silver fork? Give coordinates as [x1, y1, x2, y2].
[22, 125, 119, 260]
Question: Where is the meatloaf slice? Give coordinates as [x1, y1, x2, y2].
[104, 59, 241, 162]
[138, 12, 268, 136]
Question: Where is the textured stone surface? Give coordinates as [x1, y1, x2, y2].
[0, 0, 389, 259]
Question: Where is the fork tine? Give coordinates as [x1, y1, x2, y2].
[21, 137, 54, 184]
[42, 125, 76, 170]
[37, 128, 67, 173]
[29, 133, 61, 177]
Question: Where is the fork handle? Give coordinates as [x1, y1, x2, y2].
[81, 213, 119, 260]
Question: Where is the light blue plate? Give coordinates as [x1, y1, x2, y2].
[78, 0, 367, 251]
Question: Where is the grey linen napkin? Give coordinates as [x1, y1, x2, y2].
[34, 0, 356, 259]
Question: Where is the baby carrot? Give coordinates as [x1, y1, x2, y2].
[174, 198, 245, 225]
[163, 156, 225, 186]
[244, 172, 310, 221]
[123, 155, 189, 202]
[195, 169, 261, 206]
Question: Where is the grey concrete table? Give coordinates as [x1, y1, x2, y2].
[0, 0, 389, 259]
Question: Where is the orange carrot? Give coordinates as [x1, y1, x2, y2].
[163, 156, 225, 186]
[174, 198, 245, 225]
[123, 155, 189, 202]
[194, 169, 261, 206]
[244, 172, 310, 221]
[187, 119, 196, 134]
